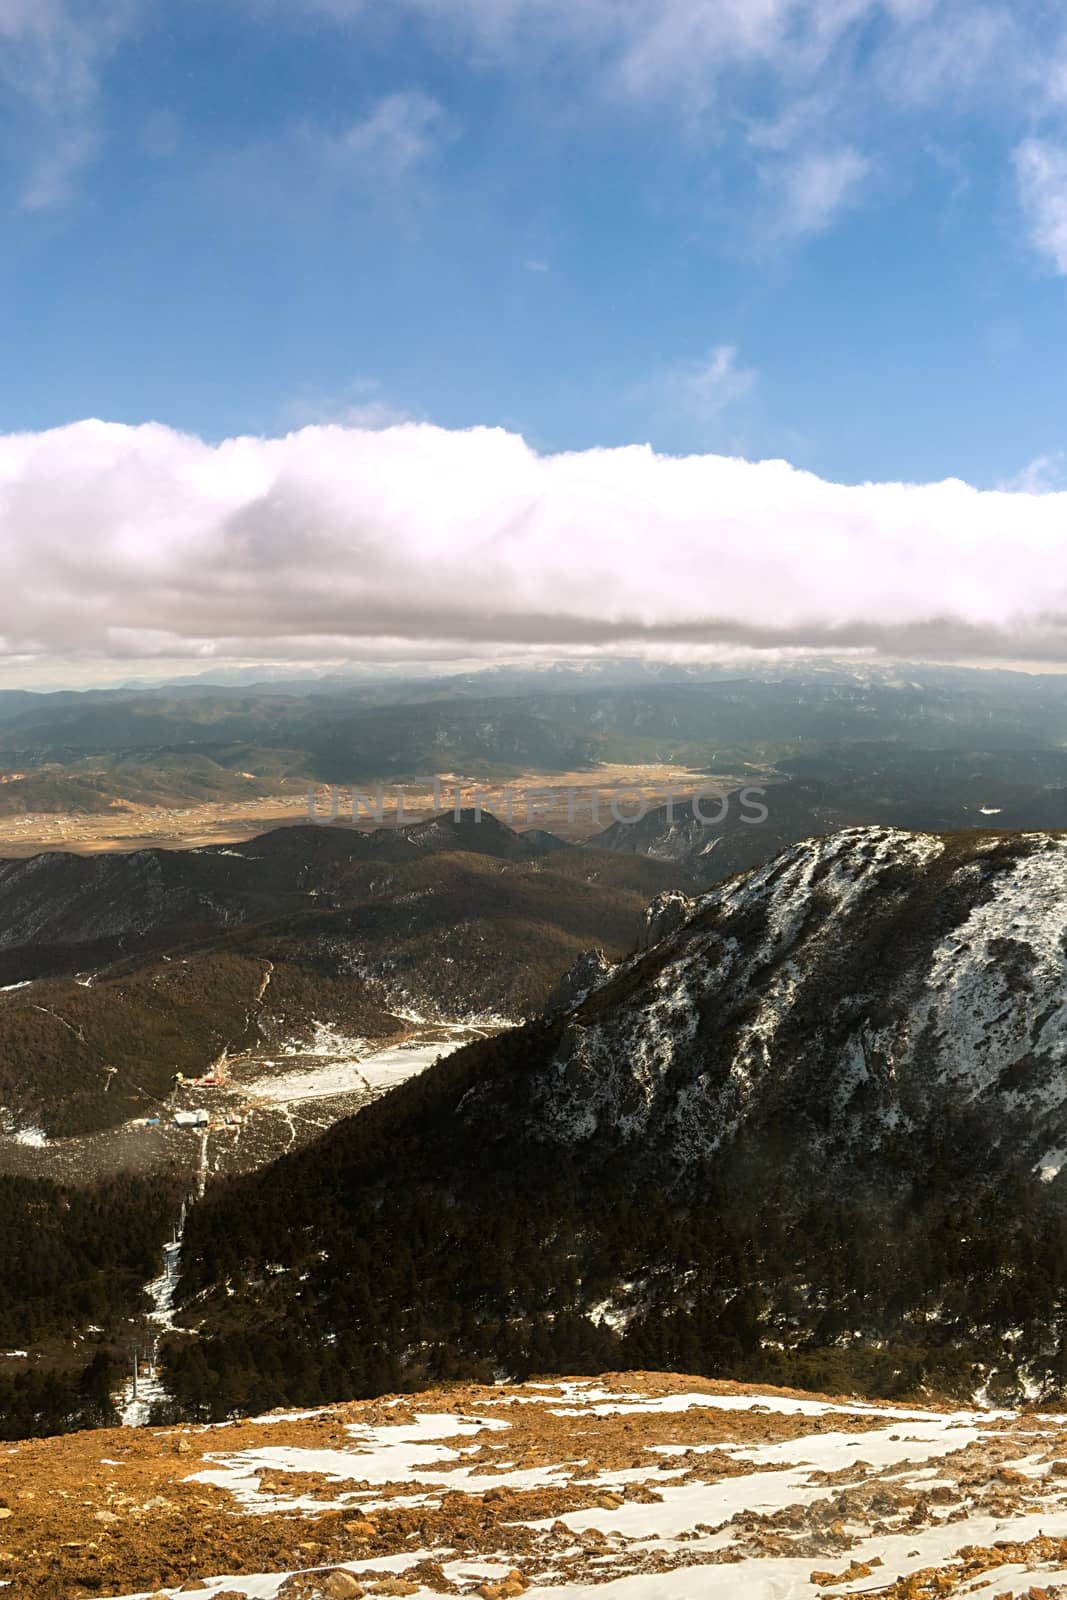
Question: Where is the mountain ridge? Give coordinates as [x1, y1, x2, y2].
[169, 823, 1067, 1415]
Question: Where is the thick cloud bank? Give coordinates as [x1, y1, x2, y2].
[2, 419, 1066, 664]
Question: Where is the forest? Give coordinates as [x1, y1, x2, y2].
[0, 1172, 183, 1438]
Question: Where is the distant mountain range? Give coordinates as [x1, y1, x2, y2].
[592, 752, 1067, 885]
[6, 660, 1067, 811]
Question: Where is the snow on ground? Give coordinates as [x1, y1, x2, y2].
[117, 1225, 185, 1426]
[925, 836, 1067, 1098]
[117, 1358, 170, 1430]
[191, 1412, 515, 1510]
[243, 1025, 483, 1104]
[82, 1374, 1067, 1600]
[1039, 1146, 1067, 1181]
[277, 1022, 372, 1060]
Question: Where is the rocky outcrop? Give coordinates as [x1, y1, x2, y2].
[544, 947, 616, 1014]
[643, 888, 696, 942]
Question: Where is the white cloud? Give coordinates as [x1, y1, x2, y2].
[318, 90, 447, 180]
[597, 0, 803, 106]
[660, 345, 758, 422]
[4, 418, 1067, 665]
[288, 0, 1028, 255]
[281, 377, 416, 431]
[0, 0, 138, 206]
[290, 0, 1067, 258]
[771, 146, 872, 237]
[301, 0, 1038, 114]
[19, 125, 100, 210]
[1015, 137, 1067, 275]
[873, 3, 1019, 109]
[305, 0, 826, 106]
[998, 451, 1067, 494]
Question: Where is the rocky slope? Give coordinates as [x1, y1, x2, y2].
[534, 824, 1067, 1178]
[10, 1372, 1067, 1600]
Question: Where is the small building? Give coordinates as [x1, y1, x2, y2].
[172, 1109, 209, 1129]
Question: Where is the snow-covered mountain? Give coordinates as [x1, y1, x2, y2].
[534, 825, 1067, 1183]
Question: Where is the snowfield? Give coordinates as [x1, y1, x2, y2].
[6, 1373, 1066, 1600]
[242, 1024, 487, 1104]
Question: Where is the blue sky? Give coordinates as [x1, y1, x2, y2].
[5, 0, 1067, 490]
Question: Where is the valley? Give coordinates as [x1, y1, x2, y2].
[9, 662, 1067, 867]
[0, 764, 716, 857]
[0, 807, 686, 1438]
[0, 1016, 492, 1187]
[0, 813, 681, 1139]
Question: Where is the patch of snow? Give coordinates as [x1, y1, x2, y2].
[191, 1412, 515, 1513]
[925, 837, 1067, 1100]
[247, 1025, 478, 1104]
[118, 1209, 187, 1426]
[1037, 1146, 1067, 1181]
[588, 1294, 639, 1334]
[278, 1021, 368, 1060]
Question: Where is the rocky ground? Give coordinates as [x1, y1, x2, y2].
[8, 1372, 1067, 1598]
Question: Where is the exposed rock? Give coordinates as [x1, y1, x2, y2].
[322, 1573, 365, 1600]
[8, 1373, 1067, 1600]
[643, 888, 696, 942]
[545, 947, 615, 1014]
